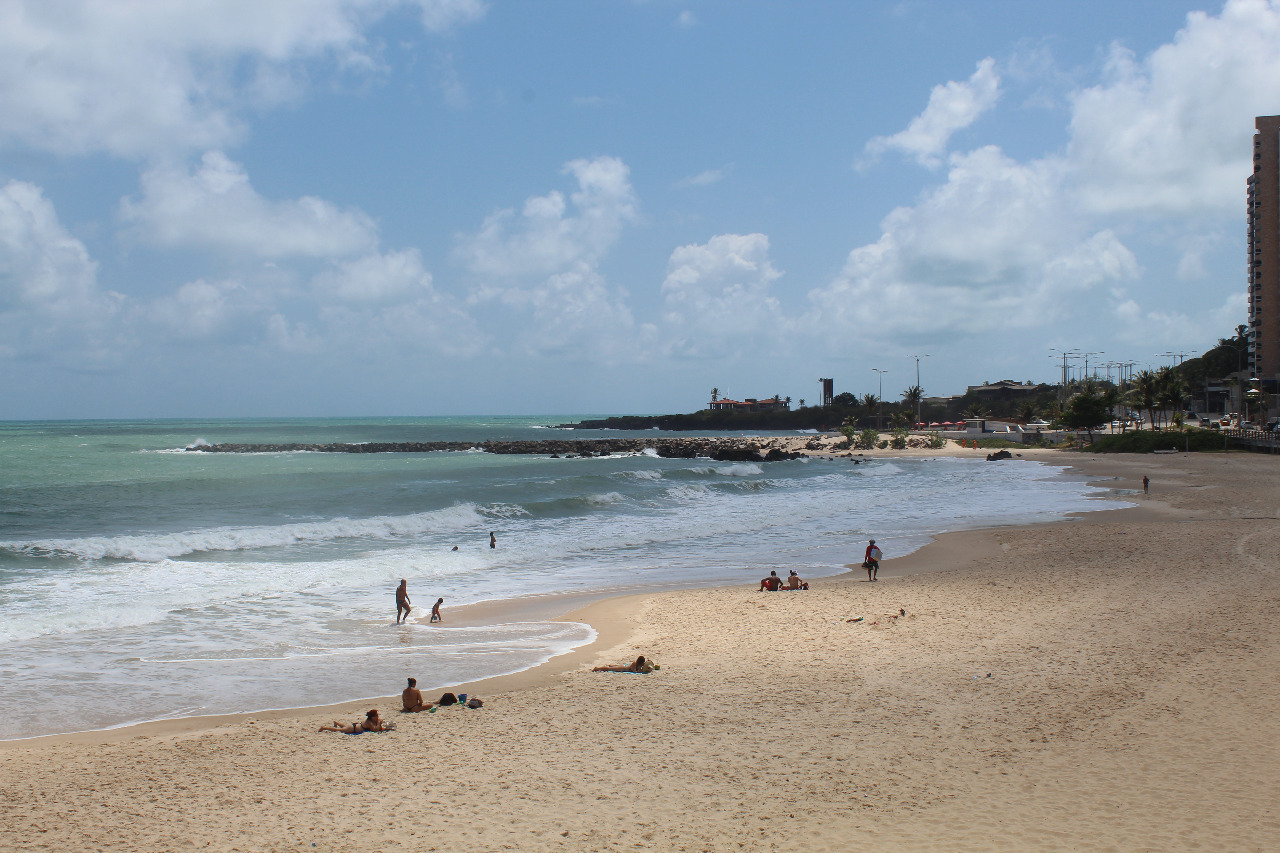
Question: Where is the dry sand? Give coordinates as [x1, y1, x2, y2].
[3, 450, 1278, 851]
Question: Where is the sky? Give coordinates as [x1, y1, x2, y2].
[2, 0, 1278, 419]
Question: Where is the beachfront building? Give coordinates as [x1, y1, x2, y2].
[707, 396, 790, 412]
[965, 380, 1046, 400]
[1249, 115, 1280, 390]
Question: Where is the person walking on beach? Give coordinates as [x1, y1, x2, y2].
[863, 540, 881, 581]
[1143, 475, 1150, 495]
[396, 579, 412, 624]
[430, 598, 444, 623]
[490, 531, 497, 549]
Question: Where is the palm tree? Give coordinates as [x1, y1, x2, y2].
[784, 396, 792, 409]
[710, 387, 720, 403]
[797, 398, 805, 408]
[1156, 366, 1186, 429]
[1098, 384, 1121, 432]
[1016, 401, 1038, 424]
[1132, 370, 1159, 430]
[962, 402, 989, 419]
[901, 385, 923, 425]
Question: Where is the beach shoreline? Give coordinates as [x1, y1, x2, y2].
[5, 447, 1276, 852]
[1, 447, 1119, 748]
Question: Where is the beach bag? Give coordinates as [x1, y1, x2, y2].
[638, 660, 656, 674]
[466, 698, 483, 708]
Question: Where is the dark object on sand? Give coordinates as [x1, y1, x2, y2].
[985, 449, 1013, 461]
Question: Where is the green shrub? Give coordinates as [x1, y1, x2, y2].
[974, 437, 1022, 449]
[926, 432, 946, 449]
[876, 439, 889, 449]
[857, 428, 880, 449]
[889, 428, 908, 450]
[1088, 428, 1225, 453]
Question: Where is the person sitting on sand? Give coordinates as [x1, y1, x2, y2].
[593, 655, 655, 673]
[785, 570, 807, 590]
[319, 709, 391, 734]
[402, 678, 430, 712]
[759, 571, 783, 591]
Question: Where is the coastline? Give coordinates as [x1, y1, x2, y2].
[0, 446, 1113, 748]
[7, 448, 1277, 851]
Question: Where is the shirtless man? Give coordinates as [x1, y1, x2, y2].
[759, 571, 782, 591]
[395, 579, 412, 624]
[402, 677, 430, 712]
[430, 597, 444, 623]
[786, 570, 805, 590]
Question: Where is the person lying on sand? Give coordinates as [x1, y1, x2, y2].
[592, 655, 656, 673]
[319, 709, 393, 734]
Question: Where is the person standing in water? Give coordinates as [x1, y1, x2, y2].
[1142, 475, 1150, 495]
[490, 531, 497, 549]
[430, 598, 444, 623]
[395, 579, 412, 624]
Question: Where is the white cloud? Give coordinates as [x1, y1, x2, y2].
[675, 166, 730, 188]
[120, 152, 380, 259]
[414, 0, 487, 33]
[676, 10, 698, 29]
[0, 181, 99, 313]
[454, 156, 643, 360]
[456, 156, 637, 278]
[865, 57, 1000, 167]
[0, 0, 486, 158]
[1067, 0, 1280, 216]
[312, 249, 437, 303]
[146, 278, 260, 343]
[0, 180, 126, 364]
[660, 233, 783, 358]
[807, 147, 1139, 344]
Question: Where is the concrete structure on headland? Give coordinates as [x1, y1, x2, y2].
[707, 396, 790, 413]
[1248, 116, 1280, 389]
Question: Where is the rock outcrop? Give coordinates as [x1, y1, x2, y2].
[185, 438, 807, 462]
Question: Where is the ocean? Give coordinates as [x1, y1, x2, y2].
[0, 416, 1121, 740]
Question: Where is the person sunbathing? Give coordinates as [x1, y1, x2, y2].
[319, 709, 392, 734]
[592, 655, 654, 673]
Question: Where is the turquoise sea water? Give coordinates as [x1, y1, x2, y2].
[0, 416, 1120, 739]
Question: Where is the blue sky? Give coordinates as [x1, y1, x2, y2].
[1, 0, 1276, 418]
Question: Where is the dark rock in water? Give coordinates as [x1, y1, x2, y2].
[185, 436, 814, 462]
[985, 449, 1014, 461]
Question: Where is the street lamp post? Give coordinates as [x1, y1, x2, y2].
[909, 353, 930, 426]
[872, 368, 888, 431]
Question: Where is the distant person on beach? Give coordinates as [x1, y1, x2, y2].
[395, 579, 412, 624]
[759, 571, 783, 591]
[402, 678, 429, 712]
[863, 540, 881, 581]
[593, 655, 654, 673]
[1143, 475, 1150, 495]
[430, 598, 444, 623]
[319, 709, 391, 734]
[451, 545, 459, 551]
[786, 570, 808, 590]
[490, 531, 497, 549]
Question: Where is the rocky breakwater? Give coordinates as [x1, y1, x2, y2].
[185, 437, 805, 462]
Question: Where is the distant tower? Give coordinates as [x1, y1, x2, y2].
[1249, 116, 1280, 383]
[818, 378, 833, 408]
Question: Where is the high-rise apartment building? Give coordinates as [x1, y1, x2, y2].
[1248, 116, 1280, 383]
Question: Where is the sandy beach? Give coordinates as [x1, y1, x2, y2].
[4, 448, 1278, 852]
